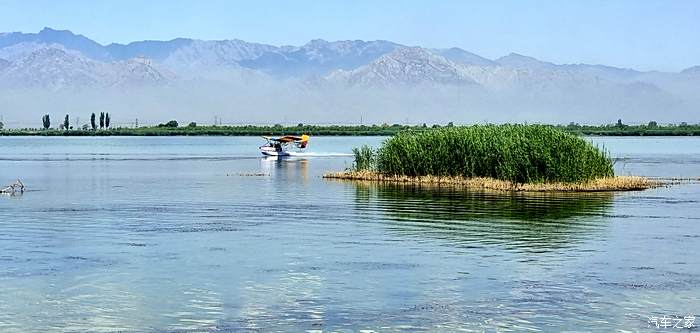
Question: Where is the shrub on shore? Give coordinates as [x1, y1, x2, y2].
[354, 125, 614, 184]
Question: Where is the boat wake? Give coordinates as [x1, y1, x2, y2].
[284, 152, 353, 157]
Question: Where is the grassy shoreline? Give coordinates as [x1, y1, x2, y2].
[1, 123, 700, 136]
[323, 171, 657, 192]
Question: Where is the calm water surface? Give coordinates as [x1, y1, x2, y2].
[1, 136, 699, 332]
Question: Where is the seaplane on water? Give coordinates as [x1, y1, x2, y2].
[259, 135, 310, 156]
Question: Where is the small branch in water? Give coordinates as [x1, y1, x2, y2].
[1, 179, 25, 195]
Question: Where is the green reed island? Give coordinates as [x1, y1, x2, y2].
[324, 124, 654, 192]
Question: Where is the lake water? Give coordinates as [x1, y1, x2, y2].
[1, 136, 699, 332]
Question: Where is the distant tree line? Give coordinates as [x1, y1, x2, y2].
[560, 119, 699, 135]
[42, 114, 50, 129]
[38, 112, 112, 130]
[157, 120, 179, 128]
[1, 118, 699, 136]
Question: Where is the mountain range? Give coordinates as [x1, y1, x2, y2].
[0, 27, 698, 126]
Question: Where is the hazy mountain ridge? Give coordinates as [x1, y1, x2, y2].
[681, 65, 700, 75]
[0, 47, 111, 89]
[496, 53, 557, 70]
[162, 39, 278, 69]
[239, 39, 401, 77]
[436, 47, 496, 66]
[1, 27, 695, 84]
[325, 47, 479, 86]
[0, 27, 111, 61]
[0, 47, 175, 89]
[323, 47, 652, 94]
[0, 27, 698, 126]
[105, 38, 194, 62]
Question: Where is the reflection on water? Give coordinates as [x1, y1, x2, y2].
[260, 156, 309, 183]
[353, 183, 614, 251]
[1, 136, 699, 332]
[1, 192, 24, 199]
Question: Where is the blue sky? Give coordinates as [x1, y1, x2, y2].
[0, 0, 697, 71]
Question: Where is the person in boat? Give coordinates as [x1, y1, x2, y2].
[274, 142, 282, 152]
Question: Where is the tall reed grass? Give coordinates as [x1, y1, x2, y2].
[352, 145, 376, 171]
[354, 125, 614, 184]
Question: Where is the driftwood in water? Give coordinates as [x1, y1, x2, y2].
[1, 179, 24, 194]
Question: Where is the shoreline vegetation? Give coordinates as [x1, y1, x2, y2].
[324, 124, 658, 192]
[1, 120, 700, 136]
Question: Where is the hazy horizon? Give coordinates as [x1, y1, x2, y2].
[1, 1, 699, 128]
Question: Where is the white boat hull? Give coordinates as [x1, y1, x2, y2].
[260, 146, 293, 156]
[261, 150, 291, 156]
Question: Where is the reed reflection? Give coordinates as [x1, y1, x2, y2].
[353, 183, 614, 251]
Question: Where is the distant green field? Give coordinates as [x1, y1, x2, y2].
[1, 122, 699, 136]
